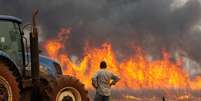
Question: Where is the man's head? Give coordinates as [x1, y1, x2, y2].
[100, 61, 107, 69]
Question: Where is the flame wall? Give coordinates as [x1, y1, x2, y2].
[43, 27, 201, 90]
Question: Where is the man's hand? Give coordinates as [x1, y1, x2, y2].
[110, 81, 116, 87]
[92, 83, 98, 89]
[110, 74, 120, 87]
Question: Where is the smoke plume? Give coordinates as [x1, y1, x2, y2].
[0, 0, 201, 64]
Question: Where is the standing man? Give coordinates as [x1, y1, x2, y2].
[92, 61, 120, 101]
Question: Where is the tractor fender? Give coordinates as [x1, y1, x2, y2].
[0, 50, 22, 81]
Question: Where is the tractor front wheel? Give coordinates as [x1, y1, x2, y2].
[43, 75, 89, 101]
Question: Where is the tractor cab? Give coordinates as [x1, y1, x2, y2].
[0, 15, 24, 69]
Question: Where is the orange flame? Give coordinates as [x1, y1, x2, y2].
[43, 27, 201, 90]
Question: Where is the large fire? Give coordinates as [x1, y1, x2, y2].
[43, 27, 201, 90]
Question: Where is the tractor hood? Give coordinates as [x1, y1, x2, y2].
[25, 54, 63, 77]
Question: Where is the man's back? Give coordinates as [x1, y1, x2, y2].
[92, 61, 120, 101]
[93, 69, 119, 96]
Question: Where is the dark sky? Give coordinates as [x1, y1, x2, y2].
[0, 0, 201, 63]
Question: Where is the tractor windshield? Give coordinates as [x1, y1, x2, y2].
[0, 21, 23, 67]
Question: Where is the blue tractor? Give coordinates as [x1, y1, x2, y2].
[0, 11, 89, 101]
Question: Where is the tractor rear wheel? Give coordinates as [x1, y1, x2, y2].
[0, 63, 20, 101]
[42, 75, 89, 101]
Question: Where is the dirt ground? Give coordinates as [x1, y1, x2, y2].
[88, 89, 201, 101]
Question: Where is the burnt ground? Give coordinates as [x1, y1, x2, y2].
[88, 89, 201, 101]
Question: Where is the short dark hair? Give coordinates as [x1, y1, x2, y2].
[100, 61, 107, 69]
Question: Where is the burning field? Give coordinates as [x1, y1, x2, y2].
[1, 0, 201, 100]
[43, 27, 201, 100]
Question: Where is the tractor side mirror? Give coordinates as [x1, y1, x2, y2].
[22, 24, 32, 35]
[21, 24, 32, 67]
[23, 36, 29, 67]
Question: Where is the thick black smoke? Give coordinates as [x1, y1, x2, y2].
[0, 0, 201, 63]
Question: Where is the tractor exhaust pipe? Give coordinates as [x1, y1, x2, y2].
[30, 10, 40, 101]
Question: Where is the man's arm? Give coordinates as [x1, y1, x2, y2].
[110, 73, 120, 86]
[92, 73, 98, 89]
